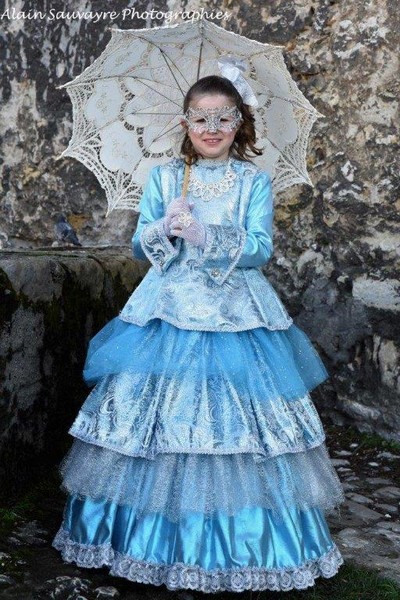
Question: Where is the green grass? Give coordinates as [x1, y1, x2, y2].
[0, 507, 21, 535]
[288, 563, 400, 599]
[326, 424, 400, 454]
[354, 433, 400, 455]
[0, 468, 61, 537]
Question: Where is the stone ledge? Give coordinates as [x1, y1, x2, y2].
[0, 249, 149, 499]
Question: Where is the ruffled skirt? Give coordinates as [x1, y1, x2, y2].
[52, 317, 344, 593]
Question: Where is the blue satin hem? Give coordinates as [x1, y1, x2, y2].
[59, 494, 337, 571]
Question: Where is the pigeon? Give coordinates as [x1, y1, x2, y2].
[54, 214, 82, 246]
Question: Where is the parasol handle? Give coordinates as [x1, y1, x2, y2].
[182, 163, 191, 198]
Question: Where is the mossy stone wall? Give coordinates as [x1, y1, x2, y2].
[0, 248, 146, 499]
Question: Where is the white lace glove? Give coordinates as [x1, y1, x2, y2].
[163, 196, 192, 237]
[169, 202, 207, 248]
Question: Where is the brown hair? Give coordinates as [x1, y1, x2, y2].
[180, 75, 263, 165]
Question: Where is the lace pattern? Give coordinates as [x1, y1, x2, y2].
[201, 222, 248, 285]
[139, 218, 180, 274]
[188, 158, 238, 200]
[69, 367, 326, 460]
[53, 528, 343, 593]
[59, 20, 321, 213]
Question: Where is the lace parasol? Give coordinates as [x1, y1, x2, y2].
[56, 19, 323, 214]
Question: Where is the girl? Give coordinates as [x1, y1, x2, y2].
[52, 74, 345, 594]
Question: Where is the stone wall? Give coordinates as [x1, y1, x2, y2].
[0, 2, 399, 445]
[0, 249, 146, 498]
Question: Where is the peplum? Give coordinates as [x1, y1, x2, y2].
[53, 157, 345, 593]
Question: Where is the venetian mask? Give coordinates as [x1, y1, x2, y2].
[183, 106, 242, 134]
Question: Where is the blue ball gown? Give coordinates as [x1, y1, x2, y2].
[52, 158, 345, 593]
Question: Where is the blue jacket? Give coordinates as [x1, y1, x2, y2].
[119, 157, 293, 332]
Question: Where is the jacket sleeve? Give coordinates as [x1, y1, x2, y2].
[200, 171, 274, 285]
[132, 166, 182, 274]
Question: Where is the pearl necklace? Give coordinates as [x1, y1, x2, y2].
[187, 158, 237, 202]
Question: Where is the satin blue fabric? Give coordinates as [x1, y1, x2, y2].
[62, 494, 335, 571]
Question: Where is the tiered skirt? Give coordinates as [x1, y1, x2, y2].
[52, 317, 344, 593]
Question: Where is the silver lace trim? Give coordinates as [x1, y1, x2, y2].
[188, 158, 237, 201]
[119, 312, 293, 332]
[53, 528, 343, 593]
[139, 218, 179, 273]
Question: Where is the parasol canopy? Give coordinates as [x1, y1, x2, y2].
[57, 19, 323, 214]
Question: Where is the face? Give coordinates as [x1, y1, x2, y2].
[181, 94, 242, 160]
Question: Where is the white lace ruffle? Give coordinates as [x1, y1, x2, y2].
[52, 527, 344, 593]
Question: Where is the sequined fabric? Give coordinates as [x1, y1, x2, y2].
[70, 319, 331, 460]
[73, 318, 332, 460]
[59, 441, 344, 520]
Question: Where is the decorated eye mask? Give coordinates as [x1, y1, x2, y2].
[183, 106, 242, 133]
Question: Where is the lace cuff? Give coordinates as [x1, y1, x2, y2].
[140, 218, 182, 275]
[200, 223, 247, 285]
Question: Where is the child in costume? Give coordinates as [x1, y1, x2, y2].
[52, 72, 345, 594]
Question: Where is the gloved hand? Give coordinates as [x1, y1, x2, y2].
[169, 202, 206, 248]
[163, 196, 192, 237]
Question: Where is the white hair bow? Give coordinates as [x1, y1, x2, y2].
[217, 56, 259, 108]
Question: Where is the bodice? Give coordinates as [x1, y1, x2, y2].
[119, 157, 293, 332]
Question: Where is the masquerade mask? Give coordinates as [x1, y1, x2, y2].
[183, 106, 242, 134]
